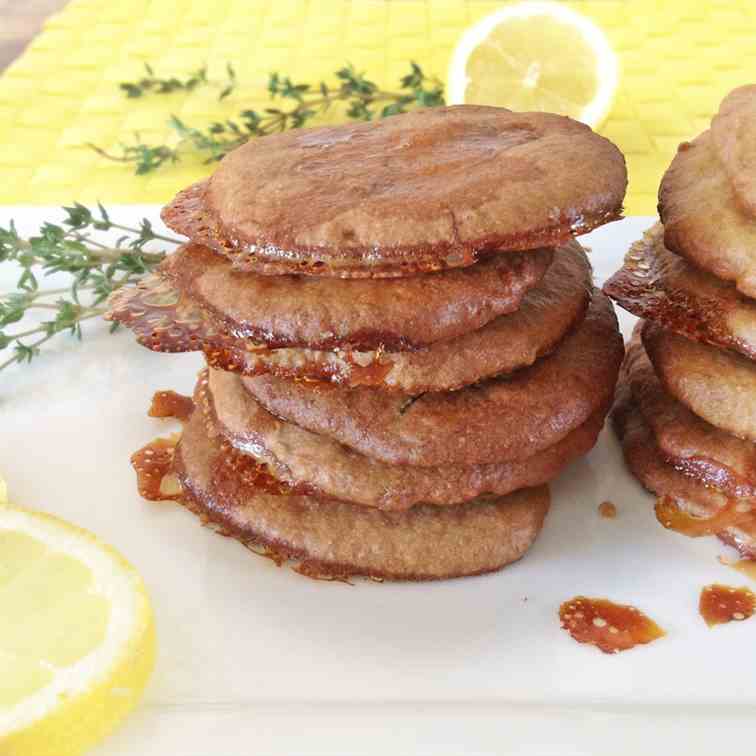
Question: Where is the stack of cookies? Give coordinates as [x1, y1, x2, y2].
[605, 86, 756, 558]
[110, 105, 626, 581]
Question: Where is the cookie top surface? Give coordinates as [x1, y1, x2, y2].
[162, 240, 553, 350]
[172, 401, 550, 581]
[205, 366, 604, 511]
[710, 85, 756, 218]
[243, 291, 623, 466]
[659, 129, 756, 298]
[642, 319, 756, 443]
[604, 223, 756, 360]
[162, 105, 626, 277]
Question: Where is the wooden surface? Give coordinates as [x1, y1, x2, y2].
[0, 0, 68, 71]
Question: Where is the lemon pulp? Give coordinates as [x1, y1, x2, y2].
[448, 1, 618, 128]
[464, 16, 600, 116]
[0, 504, 155, 756]
[0, 530, 110, 707]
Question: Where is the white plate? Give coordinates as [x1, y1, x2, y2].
[2, 209, 755, 755]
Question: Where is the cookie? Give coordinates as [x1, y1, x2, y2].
[625, 329, 756, 497]
[659, 130, 756, 298]
[163, 106, 626, 277]
[612, 380, 756, 550]
[604, 223, 756, 361]
[162, 401, 552, 581]
[235, 241, 591, 391]
[205, 366, 605, 511]
[107, 241, 592, 393]
[243, 292, 623, 466]
[161, 241, 553, 350]
[643, 319, 756, 443]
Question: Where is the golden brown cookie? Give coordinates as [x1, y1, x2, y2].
[161, 241, 553, 350]
[642, 319, 756, 443]
[244, 292, 623, 466]
[205, 366, 605, 511]
[612, 379, 756, 554]
[613, 380, 729, 517]
[603, 224, 756, 360]
[710, 84, 756, 218]
[659, 129, 756, 298]
[106, 242, 592, 393]
[234, 241, 591, 391]
[162, 106, 626, 278]
[625, 329, 756, 497]
[163, 402, 552, 581]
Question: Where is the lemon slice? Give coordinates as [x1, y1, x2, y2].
[0, 503, 155, 756]
[447, 1, 618, 127]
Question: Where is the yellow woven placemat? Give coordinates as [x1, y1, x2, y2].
[0, 0, 754, 213]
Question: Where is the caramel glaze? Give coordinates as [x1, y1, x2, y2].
[132, 391, 324, 575]
[132, 389, 294, 503]
[131, 435, 181, 501]
[655, 495, 756, 537]
[559, 596, 665, 654]
[206, 345, 396, 387]
[598, 501, 617, 519]
[149, 390, 194, 422]
[131, 390, 194, 500]
[699, 584, 755, 627]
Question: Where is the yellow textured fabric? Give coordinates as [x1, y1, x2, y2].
[0, 0, 754, 213]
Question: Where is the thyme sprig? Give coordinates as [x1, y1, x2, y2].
[0, 204, 179, 374]
[119, 62, 237, 100]
[91, 62, 445, 174]
[2, 62, 445, 372]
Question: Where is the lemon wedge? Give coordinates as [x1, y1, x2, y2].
[0, 503, 155, 756]
[447, 1, 618, 127]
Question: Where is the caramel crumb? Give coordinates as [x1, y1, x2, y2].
[149, 390, 193, 421]
[699, 584, 755, 627]
[131, 434, 181, 501]
[598, 501, 617, 519]
[558, 596, 664, 654]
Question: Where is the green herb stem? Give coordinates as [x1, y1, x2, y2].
[92, 62, 445, 174]
[1, 204, 173, 375]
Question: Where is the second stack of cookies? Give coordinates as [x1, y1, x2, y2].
[605, 85, 756, 558]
